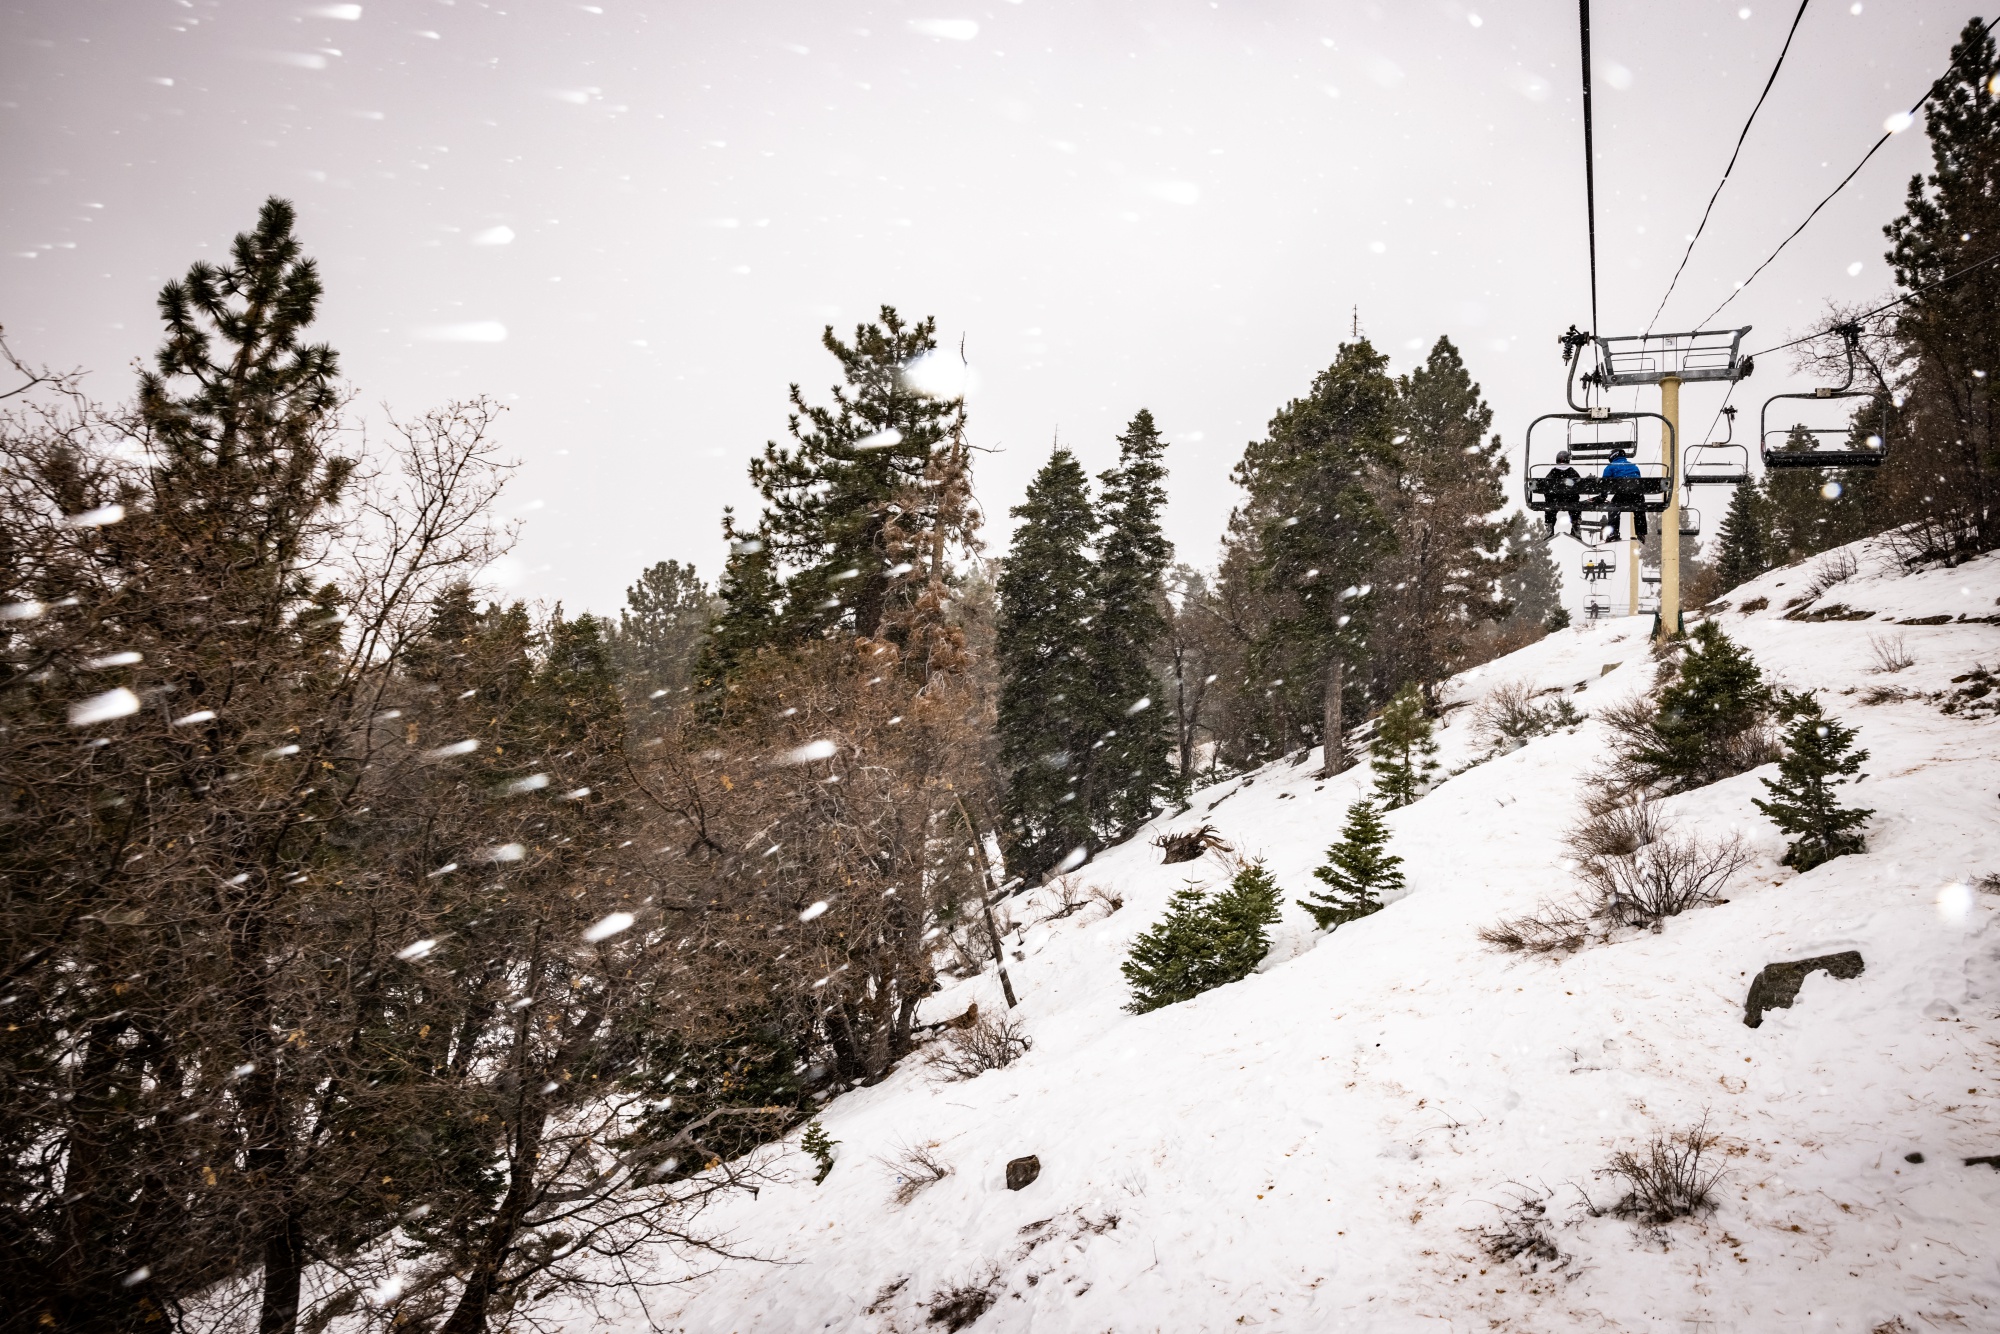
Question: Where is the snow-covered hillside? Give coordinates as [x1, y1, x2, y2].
[651, 540, 2000, 1333]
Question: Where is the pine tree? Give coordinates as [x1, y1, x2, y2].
[1884, 18, 2000, 552]
[616, 559, 712, 709]
[691, 510, 781, 706]
[1370, 682, 1440, 808]
[1495, 511, 1567, 635]
[1763, 426, 1874, 564]
[1299, 799, 1403, 930]
[1713, 483, 1769, 590]
[996, 448, 1101, 879]
[801, 1121, 839, 1184]
[1091, 409, 1177, 836]
[1630, 620, 1773, 789]
[1232, 340, 1399, 777]
[743, 307, 968, 646]
[1371, 338, 1512, 698]
[1121, 861, 1282, 1013]
[1753, 691, 1873, 870]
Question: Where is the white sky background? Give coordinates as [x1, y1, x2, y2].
[0, 0, 1976, 614]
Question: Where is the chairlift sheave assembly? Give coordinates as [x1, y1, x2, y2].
[1759, 323, 1887, 471]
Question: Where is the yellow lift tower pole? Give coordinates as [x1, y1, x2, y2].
[1658, 374, 1680, 641]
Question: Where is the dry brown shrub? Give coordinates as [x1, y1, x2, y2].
[1868, 633, 1915, 674]
[1476, 1184, 1570, 1272]
[1483, 804, 1746, 952]
[879, 1141, 953, 1205]
[1478, 900, 1595, 956]
[1584, 829, 1749, 925]
[1600, 1118, 1726, 1225]
[1563, 798, 1670, 863]
[926, 1010, 1032, 1081]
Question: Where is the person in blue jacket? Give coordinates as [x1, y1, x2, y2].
[1601, 448, 1647, 540]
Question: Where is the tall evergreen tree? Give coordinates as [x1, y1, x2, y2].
[1754, 691, 1873, 870]
[1369, 682, 1440, 809]
[1232, 340, 1398, 777]
[1371, 338, 1511, 702]
[1884, 19, 2000, 553]
[615, 558, 712, 709]
[699, 308, 972, 681]
[1713, 483, 1769, 591]
[1090, 409, 1177, 835]
[1300, 799, 1403, 930]
[739, 307, 968, 646]
[996, 448, 1101, 879]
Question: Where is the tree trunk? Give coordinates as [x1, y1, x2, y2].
[1318, 654, 1346, 779]
[257, 1212, 305, 1334]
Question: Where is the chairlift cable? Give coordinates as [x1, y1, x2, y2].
[1747, 246, 2000, 360]
[1578, 0, 1602, 335]
[1699, 15, 2000, 327]
[1645, 0, 1814, 335]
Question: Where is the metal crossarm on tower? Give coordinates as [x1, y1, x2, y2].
[1592, 327, 1754, 386]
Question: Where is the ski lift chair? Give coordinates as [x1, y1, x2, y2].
[1760, 324, 1886, 470]
[1584, 596, 1612, 621]
[1524, 409, 1675, 530]
[1685, 404, 1750, 486]
[1581, 549, 1616, 582]
[1679, 504, 1701, 538]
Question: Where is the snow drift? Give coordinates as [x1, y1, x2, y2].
[644, 538, 2000, 1332]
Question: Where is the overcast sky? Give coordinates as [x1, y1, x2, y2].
[0, 0, 1979, 614]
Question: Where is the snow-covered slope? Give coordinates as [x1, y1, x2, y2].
[652, 541, 2000, 1333]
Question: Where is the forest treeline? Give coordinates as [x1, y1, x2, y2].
[7, 19, 2000, 1334]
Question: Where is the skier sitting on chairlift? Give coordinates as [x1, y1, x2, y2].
[1600, 447, 1647, 541]
[1541, 450, 1582, 539]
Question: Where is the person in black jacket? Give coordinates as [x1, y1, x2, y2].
[1541, 450, 1582, 539]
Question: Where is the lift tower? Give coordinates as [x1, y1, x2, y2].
[1589, 327, 1754, 639]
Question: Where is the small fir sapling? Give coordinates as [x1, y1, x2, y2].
[1300, 799, 1404, 930]
[1121, 861, 1283, 1014]
[1626, 620, 1774, 789]
[801, 1120, 839, 1184]
[1370, 683, 1440, 809]
[1753, 690, 1873, 870]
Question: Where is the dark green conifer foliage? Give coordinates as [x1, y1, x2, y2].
[801, 1121, 839, 1184]
[1762, 427, 1876, 563]
[1496, 512, 1568, 634]
[1369, 683, 1440, 809]
[1372, 337, 1512, 696]
[1713, 483, 1769, 590]
[140, 196, 352, 580]
[1300, 799, 1403, 930]
[615, 559, 712, 709]
[1630, 621, 1773, 789]
[1233, 340, 1398, 774]
[1121, 861, 1283, 1013]
[746, 307, 964, 644]
[1885, 19, 2000, 552]
[997, 448, 1101, 879]
[1754, 691, 1873, 870]
[692, 510, 781, 703]
[1091, 409, 1177, 834]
